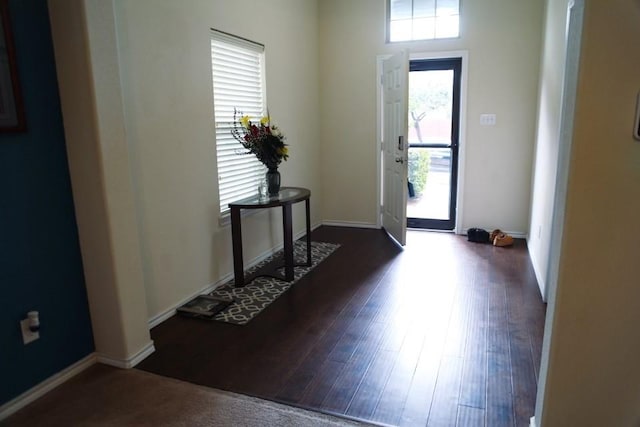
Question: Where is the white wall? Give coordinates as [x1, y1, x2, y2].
[49, 0, 153, 364]
[528, 0, 570, 299]
[112, 0, 321, 319]
[318, 0, 544, 233]
[539, 1, 640, 424]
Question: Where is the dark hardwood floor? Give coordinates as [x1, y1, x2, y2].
[138, 226, 546, 427]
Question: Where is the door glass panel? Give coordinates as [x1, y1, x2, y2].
[407, 147, 451, 220]
[406, 63, 457, 227]
[408, 69, 453, 145]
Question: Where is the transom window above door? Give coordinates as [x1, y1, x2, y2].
[387, 0, 460, 42]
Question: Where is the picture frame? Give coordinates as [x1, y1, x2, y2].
[0, 0, 25, 132]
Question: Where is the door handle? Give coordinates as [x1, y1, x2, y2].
[395, 157, 404, 164]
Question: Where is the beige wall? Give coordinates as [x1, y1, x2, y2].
[112, 0, 321, 319]
[318, 0, 544, 233]
[528, 0, 570, 298]
[540, 1, 640, 425]
[49, 0, 549, 368]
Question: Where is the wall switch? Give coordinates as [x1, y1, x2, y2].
[21, 318, 39, 345]
[480, 114, 497, 126]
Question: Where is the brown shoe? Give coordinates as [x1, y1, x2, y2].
[490, 229, 502, 242]
[493, 233, 514, 247]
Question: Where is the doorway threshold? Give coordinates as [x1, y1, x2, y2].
[407, 227, 455, 233]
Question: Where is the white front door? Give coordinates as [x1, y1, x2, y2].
[381, 51, 409, 246]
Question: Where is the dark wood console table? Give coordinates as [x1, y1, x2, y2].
[229, 187, 311, 287]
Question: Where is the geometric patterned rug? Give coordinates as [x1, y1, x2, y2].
[207, 241, 340, 325]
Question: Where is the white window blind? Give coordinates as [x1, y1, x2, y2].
[211, 30, 266, 216]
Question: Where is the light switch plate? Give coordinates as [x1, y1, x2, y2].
[480, 114, 497, 126]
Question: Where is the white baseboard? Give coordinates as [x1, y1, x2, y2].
[527, 237, 547, 302]
[530, 416, 537, 427]
[147, 275, 232, 328]
[148, 222, 324, 329]
[321, 222, 525, 238]
[0, 353, 97, 421]
[507, 231, 527, 239]
[409, 227, 456, 234]
[463, 229, 527, 239]
[322, 220, 379, 229]
[96, 340, 155, 369]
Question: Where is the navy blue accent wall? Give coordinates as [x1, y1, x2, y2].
[0, 0, 94, 405]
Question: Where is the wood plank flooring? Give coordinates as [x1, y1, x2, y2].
[137, 226, 546, 427]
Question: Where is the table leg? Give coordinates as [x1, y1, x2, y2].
[231, 207, 245, 287]
[282, 204, 294, 281]
[305, 198, 312, 266]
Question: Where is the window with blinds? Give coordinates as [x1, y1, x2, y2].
[387, 0, 460, 42]
[211, 30, 266, 216]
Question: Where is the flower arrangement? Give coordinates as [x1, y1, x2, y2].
[231, 109, 288, 169]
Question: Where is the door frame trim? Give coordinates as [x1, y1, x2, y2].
[376, 50, 469, 234]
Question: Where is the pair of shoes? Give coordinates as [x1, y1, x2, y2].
[490, 229, 514, 247]
[467, 228, 490, 243]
